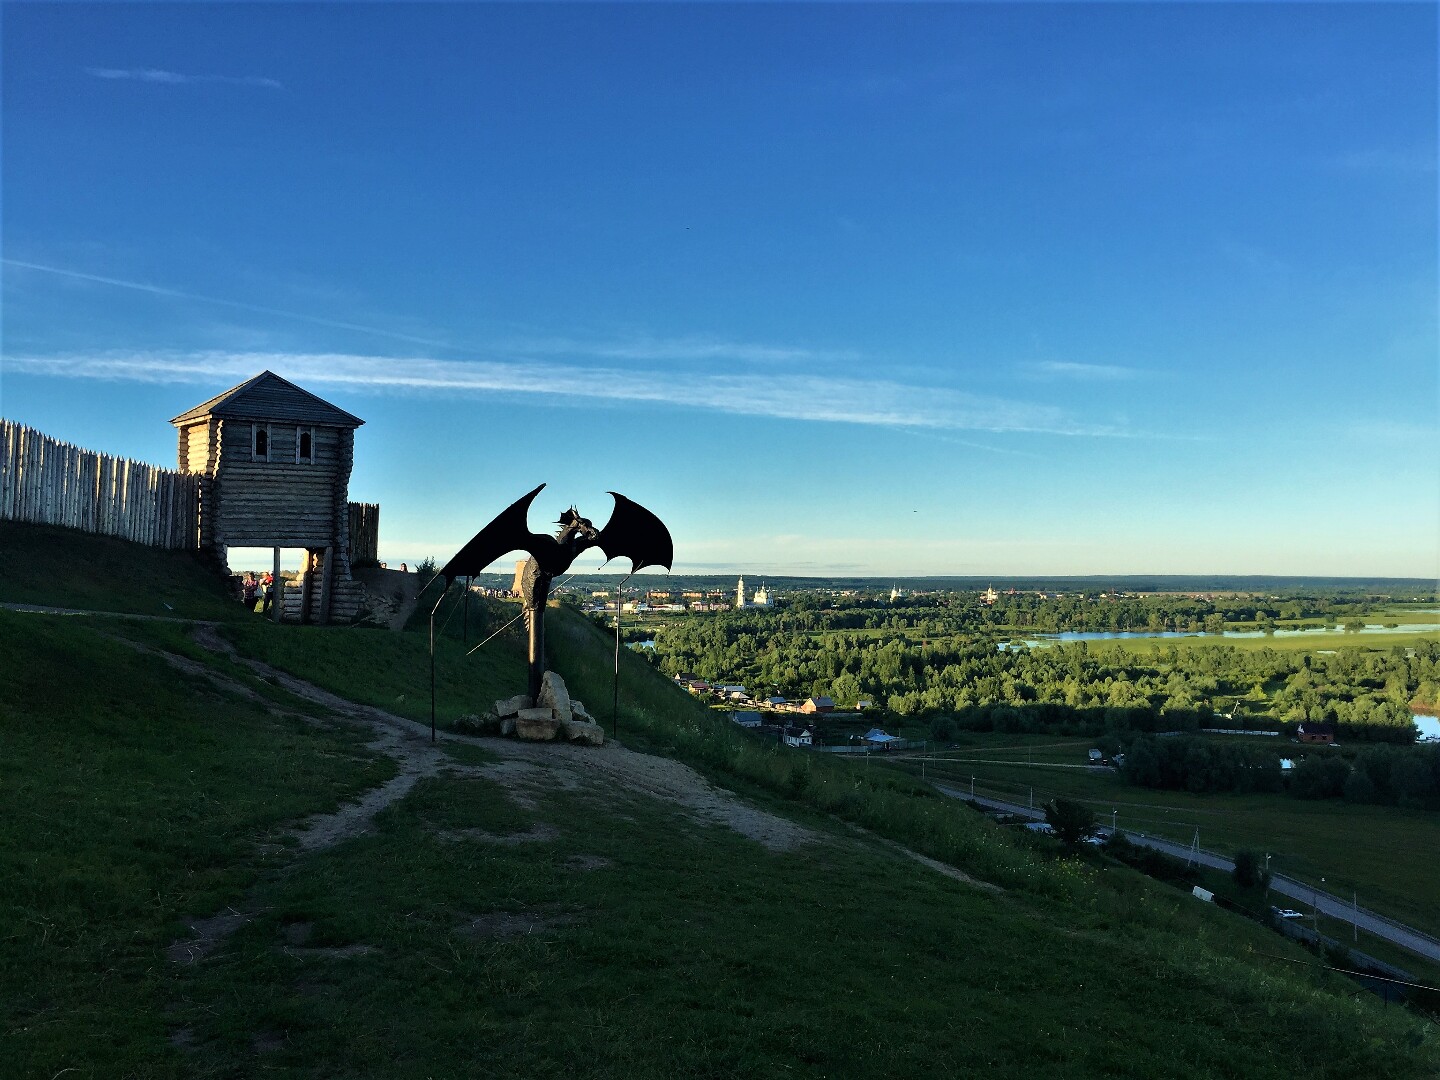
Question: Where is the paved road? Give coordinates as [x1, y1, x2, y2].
[932, 782, 1440, 965]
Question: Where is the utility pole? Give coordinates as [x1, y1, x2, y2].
[970, 775, 975, 798]
[1353, 888, 1358, 943]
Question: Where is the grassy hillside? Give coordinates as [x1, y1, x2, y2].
[904, 735, 1440, 942]
[0, 609, 394, 1078]
[0, 521, 248, 620]
[1, 526, 1437, 1077]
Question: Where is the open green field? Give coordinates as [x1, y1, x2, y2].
[1377, 607, 1440, 625]
[4, 527, 1440, 1076]
[1087, 630, 1440, 655]
[895, 734, 1440, 942]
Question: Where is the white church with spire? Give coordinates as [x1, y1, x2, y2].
[735, 576, 774, 609]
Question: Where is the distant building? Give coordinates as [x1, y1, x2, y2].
[783, 725, 813, 748]
[981, 585, 1000, 606]
[735, 575, 774, 608]
[1297, 723, 1336, 745]
[801, 696, 836, 715]
[890, 584, 904, 602]
[731, 711, 764, 729]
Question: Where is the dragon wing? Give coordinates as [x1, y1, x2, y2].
[437, 484, 550, 584]
[593, 492, 673, 575]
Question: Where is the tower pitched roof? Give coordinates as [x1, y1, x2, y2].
[170, 371, 364, 428]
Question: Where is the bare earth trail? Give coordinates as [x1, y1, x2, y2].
[18, 605, 998, 961]
[186, 624, 823, 856]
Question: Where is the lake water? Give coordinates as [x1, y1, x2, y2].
[998, 623, 1440, 650]
[1416, 715, 1440, 741]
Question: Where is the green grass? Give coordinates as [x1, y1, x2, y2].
[160, 772, 1436, 1079]
[221, 595, 527, 731]
[4, 525, 1440, 1076]
[1184, 861, 1440, 1006]
[906, 743, 1440, 942]
[0, 521, 250, 621]
[1376, 609, 1440, 626]
[0, 609, 394, 1079]
[1089, 630, 1440, 654]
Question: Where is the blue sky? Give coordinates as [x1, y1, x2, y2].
[2, 3, 1436, 578]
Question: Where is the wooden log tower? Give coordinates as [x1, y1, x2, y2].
[171, 371, 368, 624]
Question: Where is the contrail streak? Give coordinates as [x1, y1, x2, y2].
[1, 258, 455, 349]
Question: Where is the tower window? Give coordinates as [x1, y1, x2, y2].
[252, 424, 269, 461]
[297, 428, 313, 463]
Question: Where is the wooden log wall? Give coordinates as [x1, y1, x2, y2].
[0, 419, 199, 549]
[347, 502, 380, 564]
[277, 573, 365, 624]
[212, 421, 346, 546]
[333, 429, 356, 579]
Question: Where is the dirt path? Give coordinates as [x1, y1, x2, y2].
[145, 623, 996, 962]
[187, 625, 820, 853]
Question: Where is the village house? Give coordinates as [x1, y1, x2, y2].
[782, 725, 814, 748]
[1296, 722, 1337, 745]
[862, 728, 903, 750]
[801, 696, 836, 715]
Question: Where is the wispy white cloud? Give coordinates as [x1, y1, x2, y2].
[499, 335, 854, 366]
[1026, 360, 1146, 381]
[9, 350, 1128, 438]
[1, 259, 451, 348]
[85, 67, 283, 90]
[3, 259, 845, 368]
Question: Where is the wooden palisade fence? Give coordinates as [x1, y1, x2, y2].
[0, 419, 200, 549]
[347, 501, 380, 565]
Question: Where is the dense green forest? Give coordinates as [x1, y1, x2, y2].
[1121, 734, 1440, 808]
[649, 593, 1439, 744]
